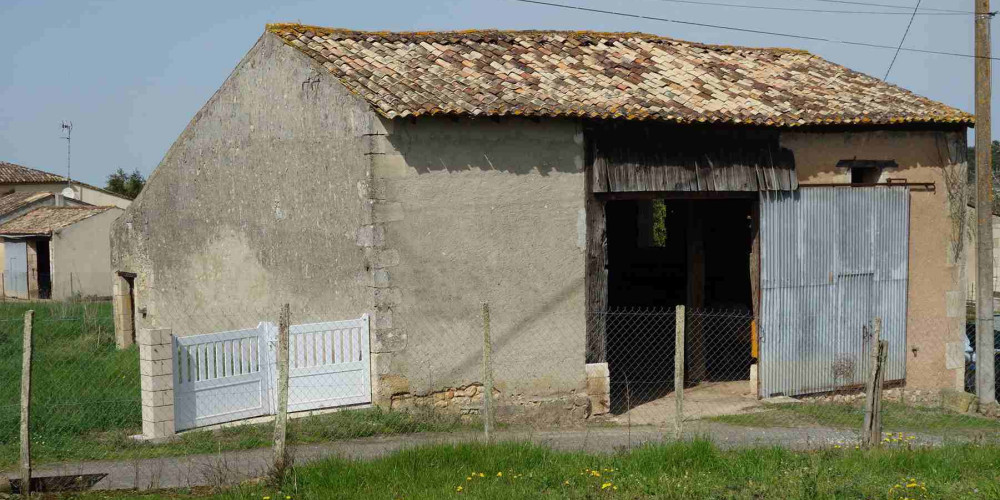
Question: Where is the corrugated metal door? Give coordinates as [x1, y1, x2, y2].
[3, 241, 28, 298]
[759, 187, 909, 397]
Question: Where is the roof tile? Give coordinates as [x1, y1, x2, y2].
[266, 25, 972, 127]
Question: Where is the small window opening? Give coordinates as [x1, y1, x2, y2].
[851, 167, 880, 184]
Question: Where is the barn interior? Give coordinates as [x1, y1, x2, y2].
[583, 122, 796, 414]
[603, 196, 756, 411]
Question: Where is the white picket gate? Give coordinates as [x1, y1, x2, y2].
[173, 315, 371, 431]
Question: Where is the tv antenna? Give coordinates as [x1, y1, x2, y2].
[60, 121, 72, 185]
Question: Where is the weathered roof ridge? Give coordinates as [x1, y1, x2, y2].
[265, 24, 810, 55]
[266, 23, 973, 127]
[0, 205, 115, 236]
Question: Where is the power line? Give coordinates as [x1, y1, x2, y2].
[884, 0, 923, 80]
[512, 0, 1000, 61]
[649, 0, 966, 16]
[807, 0, 973, 14]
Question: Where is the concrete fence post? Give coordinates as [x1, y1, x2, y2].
[674, 305, 685, 440]
[139, 328, 174, 440]
[20, 310, 34, 495]
[482, 303, 494, 442]
[273, 304, 291, 475]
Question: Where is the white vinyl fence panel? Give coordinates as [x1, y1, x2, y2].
[173, 315, 371, 431]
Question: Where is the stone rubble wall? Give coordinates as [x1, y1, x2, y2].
[390, 384, 592, 425]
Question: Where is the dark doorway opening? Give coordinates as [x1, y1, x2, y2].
[36, 239, 51, 300]
[604, 197, 756, 413]
[124, 274, 136, 344]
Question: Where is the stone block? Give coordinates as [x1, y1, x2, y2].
[140, 374, 173, 392]
[374, 287, 402, 307]
[139, 344, 171, 361]
[373, 328, 406, 353]
[365, 248, 400, 269]
[142, 404, 174, 423]
[941, 389, 978, 413]
[155, 420, 175, 437]
[356, 225, 385, 248]
[142, 389, 173, 407]
[585, 362, 611, 416]
[138, 328, 172, 347]
[140, 359, 172, 377]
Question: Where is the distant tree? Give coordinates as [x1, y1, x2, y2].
[105, 168, 146, 199]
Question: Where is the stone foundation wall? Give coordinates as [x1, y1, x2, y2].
[389, 384, 592, 425]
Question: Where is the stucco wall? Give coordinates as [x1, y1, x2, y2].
[782, 129, 969, 390]
[50, 208, 123, 299]
[111, 32, 377, 339]
[370, 116, 587, 402]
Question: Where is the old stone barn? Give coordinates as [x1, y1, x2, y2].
[112, 24, 973, 436]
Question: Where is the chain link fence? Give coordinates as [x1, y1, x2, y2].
[3, 282, 1000, 492]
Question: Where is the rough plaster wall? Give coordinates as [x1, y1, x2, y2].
[370, 116, 587, 399]
[782, 129, 969, 390]
[111, 32, 375, 337]
[51, 208, 123, 299]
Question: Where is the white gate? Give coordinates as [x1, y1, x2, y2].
[285, 317, 372, 413]
[173, 315, 371, 431]
[174, 324, 273, 430]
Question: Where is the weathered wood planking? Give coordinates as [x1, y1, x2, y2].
[587, 123, 797, 193]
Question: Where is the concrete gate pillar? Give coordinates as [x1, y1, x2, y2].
[138, 328, 175, 440]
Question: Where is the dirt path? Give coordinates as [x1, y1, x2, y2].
[4, 422, 953, 492]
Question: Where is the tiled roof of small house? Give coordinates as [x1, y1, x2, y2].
[0, 192, 53, 217]
[0, 206, 114, 236]
[267, 24, 973, 127]
[0, 161, 67, 184]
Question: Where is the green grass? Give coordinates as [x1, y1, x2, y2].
[712, 401, 1000, 435]
[1, 301, 138, 468]
[0, 302, 472, 470]
[52, 441, 1000, 499]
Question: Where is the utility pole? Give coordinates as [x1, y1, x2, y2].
[60, 121, 72, 185]
[975, 0, 996, 405]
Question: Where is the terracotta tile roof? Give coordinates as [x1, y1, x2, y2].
[0, 206, 114, 236]
[0, 161, 67, 184]
[0, 192, 53, 217]
[267, 25, 973, 127]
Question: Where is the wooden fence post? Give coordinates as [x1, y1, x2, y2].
[272, 303, 291, 475]
[20, 310, 34, 496]
[862, 318, 886, 448]
[675, 305, 685, 440]
[482, 303, 494, 442]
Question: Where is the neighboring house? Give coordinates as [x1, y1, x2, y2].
[1, 206, 123, 300]
[112, 25, 973, 437]
[0, 161, 132, 209]
[0, 161, 131, 300]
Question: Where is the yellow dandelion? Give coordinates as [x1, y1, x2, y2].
[497, 472, 503, 477]
[834, 445, 841, 449]
[601, 482, 613, 490]
[613, 486, 618, 490]
[456, 485, 463, 492]
[479, 473, 485, 478]
[466, 477, 472, 481]
[264, 497, 271, 500]
[564, 480, 570, 485]
[591, 470, 601, 477]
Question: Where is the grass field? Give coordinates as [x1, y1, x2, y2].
[0, 302, 471, 470]
[50, 441, 1000, 499]
[713, 401, 1000, 436]
[0, 301, 139, 468]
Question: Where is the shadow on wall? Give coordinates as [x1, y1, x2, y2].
[381, 117, 582, 176]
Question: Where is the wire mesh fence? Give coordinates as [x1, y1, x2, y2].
[3, 290, 1000, 492]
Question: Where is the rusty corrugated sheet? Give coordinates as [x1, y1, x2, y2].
[759, 187, 909, 397]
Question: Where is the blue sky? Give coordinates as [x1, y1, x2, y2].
[0, 0, 994, 186]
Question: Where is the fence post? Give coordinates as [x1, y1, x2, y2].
[674, 305, 685, 440]
[862, 317, 885, 448]
[482, 303, 494, 442]
[20, 310, 34, 496]
[273, 303, 291, 475]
